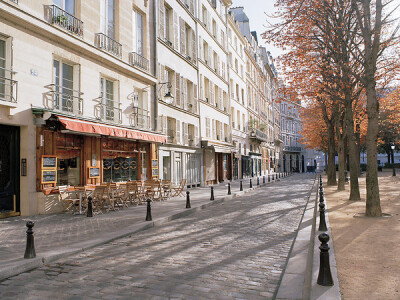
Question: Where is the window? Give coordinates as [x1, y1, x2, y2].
[164, 5, 172, 43]
[53, 0, 75, 15]
[212, 19, 217, 37]
[132, 10, 144, 55]
[0, 38, 13, 103]
[100, 77, 118, 122]
[53, 59, 74, 112]
[56, 133, 82, 186]
[100, 0, 115, 38]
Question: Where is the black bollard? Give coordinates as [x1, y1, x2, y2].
[263, 176, 265, 184]
[210, 186, 215, 201]
[272, 174, 274, 181]
[186, 191, 191, 208]
[268, 175, 270, 182]
[249, 178, 252, 188]
[87, 195, 93, 217]
[24, 221, 36, 259]
[240, 180, 243, 191]
[319, 189, 324, 203]
[227, 183, 231, 195]
[257, 177, 259, 185]
[317, 233, 334, 286]
[318, 202, 328, 231]
[146, 199, 152, 221]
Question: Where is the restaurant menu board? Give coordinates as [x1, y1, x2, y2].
[42, 155, 57, 169]
[89, 167, 100, 178]
[42, 170, 57, 183]
[152, 168, 158, 176]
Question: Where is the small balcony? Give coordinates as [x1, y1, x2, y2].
[46, 5, 83, 37]
[129, 52, 149, 72]
[43, 84, 83, 115]
[94, 98, 122, 123]
[130, 107, 150, 130]
[0, 67, 18, 104]
[95, 33, 122, 58]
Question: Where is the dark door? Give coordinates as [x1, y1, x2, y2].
[0, 125, 20, 214]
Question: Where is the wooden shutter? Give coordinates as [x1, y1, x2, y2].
[189, 0, 194, 14]
[180, 17, 186, 55]
[219, 122, 223, 141]
[176, 120, 180, 144]
[212, 119, 216, 139]
[209, 82, 213, 105]
[206, 118, 210, 138]
[195, 125, 199, 146]
[218, 88, 222, 110]
[193, 84, 198, 114]
[173, 11, 179, 50]
[199, 36, 203, 61]
[182, 77, 187, 109]
[208, 48, 212, 68]
[175, 72, 180, 106]
[199, 75, 203, 100]
[185, 123, 189, 145]
[159, 0, 165, 39]
[181, 122, 185, 145]
[191, 29, 196, 63]
[222, 62, 225, 80]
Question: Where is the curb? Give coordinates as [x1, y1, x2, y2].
[0, 175, 285, 282]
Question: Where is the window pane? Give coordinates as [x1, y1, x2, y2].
[132, 11, 137, 52]
[107, 0, 115, 38]
[53, 0, 63, 8]
[100, 0, 106, 34]
[65, 0, 75, 15]
[137, 13, 143, 55]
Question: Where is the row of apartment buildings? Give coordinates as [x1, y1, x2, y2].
[0, 0, 306, 217]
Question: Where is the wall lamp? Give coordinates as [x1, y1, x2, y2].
[158, 82, 174, 104]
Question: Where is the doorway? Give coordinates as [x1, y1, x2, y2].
[0, 125, 20, 218]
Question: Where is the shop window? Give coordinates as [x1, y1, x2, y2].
[56, 133, 82, 186]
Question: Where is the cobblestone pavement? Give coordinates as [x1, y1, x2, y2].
[0, 174, 315, 300]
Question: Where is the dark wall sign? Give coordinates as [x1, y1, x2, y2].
[21, 158, 27, 176]
[89, 167, 100, 178]
[42, 155, 57, 169]
[42, 170, 57, 183]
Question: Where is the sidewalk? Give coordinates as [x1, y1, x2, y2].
[324, 171, 400, 300]
[0, 173, 285, 282]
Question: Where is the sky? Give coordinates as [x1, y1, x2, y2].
[231, 0, 282, 58]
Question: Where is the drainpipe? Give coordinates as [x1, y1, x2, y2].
[153, 0, 158, 132]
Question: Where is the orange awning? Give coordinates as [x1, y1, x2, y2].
[57, 116, 167, 143]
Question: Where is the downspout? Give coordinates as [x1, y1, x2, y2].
[153, 0, 158, 132]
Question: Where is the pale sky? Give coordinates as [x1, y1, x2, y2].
[231, 0, 283, 59]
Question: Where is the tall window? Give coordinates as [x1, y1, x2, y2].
[0, 40, 6, 101]
[164, 6, 172, 43]
[53, 59, 74, 112]
[100, 78, 115, 121]
[132, 10, 143, 55]
[53, 0, 75, 15]
[100, 0, 115, 38]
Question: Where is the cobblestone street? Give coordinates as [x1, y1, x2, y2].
[0, 174, 315, 300]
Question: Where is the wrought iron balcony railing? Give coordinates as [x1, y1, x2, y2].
[0, 67, 17, 104]
[43, 84, 83, 114]
[129, 107, 150, 130]
[129, 52, 149, 72]
[95, 33, 122, 58]
[94, 97, 122, 123]
[284, 146, 302, 152]
[47, 5, 83, 37]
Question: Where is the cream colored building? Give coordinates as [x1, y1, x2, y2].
[0, 0, 164, 217]
[156, 0, 201, 187]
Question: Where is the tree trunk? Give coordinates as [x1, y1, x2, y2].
[325, 150, 328, 172]
[336, 125, 345, 191]
[356, 125, 361, 177]
[327, 122, 337, 185]
[365, 82, 382, 216]
[345, 102, 361, 200]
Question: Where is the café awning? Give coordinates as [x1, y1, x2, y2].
[56, 115, 167, 143]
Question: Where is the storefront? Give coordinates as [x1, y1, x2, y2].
[36, 115, 166, 195]
[242, 155, 252, 178]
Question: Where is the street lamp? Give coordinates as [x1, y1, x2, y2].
[158, 82, 174, 104]
[391, 144, 396, 176]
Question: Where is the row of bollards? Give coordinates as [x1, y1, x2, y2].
[23, 173, 291, 260]
[317, 174, 333, 286]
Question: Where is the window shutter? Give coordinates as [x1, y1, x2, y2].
[180, 17, 186, 55]
[218, 88, 222, 110]
[173, 11, 179, 50]
[207, 11, 211, 30]
[162, 115, 167, 134]
[199, 36, 203, 61]
[175, 73, 180, 106]
[212, 119, 216, 139]
[209, 82, 214, 105]
[222, 62, 225, 80]
[185, 123, 189, 145]
[189, 0, 194, 14]
[206, 118, 210, 138]
[217, 55, 220, 75]
[208, 48, 212, 68]
[195, 126, 199, 146]
[182, 77, 187, 109]
[181, 122, 185, 145]
[159, 0, 165, 39]
[199, 75, 203, 100]
[219, 122, 223, 141]
[180, 75, 184, 108]
[176, 120, 181, 144]
[193, 84, 198, 114]
[191, 29, 196, 63]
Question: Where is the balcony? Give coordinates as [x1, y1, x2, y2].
[129, 107, 150, 130]
[43, 84, 83, 115]
[94, 98, 122, 123]
[47, 5, 84, 37]
[129, 52, 149, 72]
[249, 128, 269, 143]
[284, 146, 302, 152]
[0, 67, 17, 104]
[95, 33, 122, 58]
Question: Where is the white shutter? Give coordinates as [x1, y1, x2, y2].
[193, 84, 198, 114]
[217, 56, 220, 76]
[218, 88, 222, 110]
[180, 75, 184, 108]
[207, 11, 211, 30]
[161, 115, 167, 134]
[206, 118, 210, 138]
[183, 78, 188, 110]
[189, 0, 194, 14]
[159, 0, 165, 39]
[185, 123, 189, 145]
[173, 11, 179, 50]
[212, 119, 216, 139]
[209, 82, 213, 105]
[181, 122, 185, 145]
[180, 17, 186, 55]
[199, 75, 203, 100]
[176, 120, 181, 144]
[222, 62, 225, 80]
[195, 126, 199, 146]
[175, 73, 180, 106]
[199, 36, 203, 61]
[219, 122, 223, 141]
[191, 29, 196, 63]
[209, 48, 212, 68]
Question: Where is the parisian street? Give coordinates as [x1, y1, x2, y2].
[0, 174, 315, 300]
